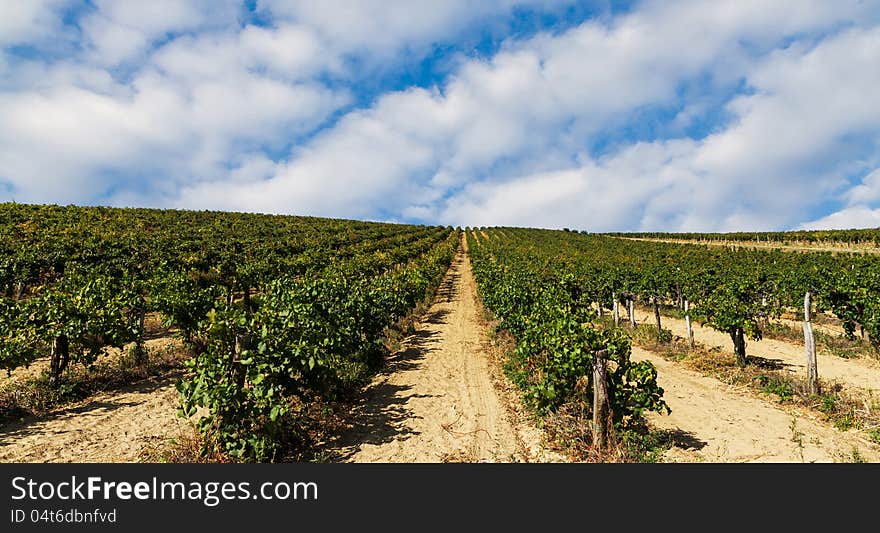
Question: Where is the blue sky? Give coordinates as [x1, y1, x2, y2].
[1, 0, 880, 231]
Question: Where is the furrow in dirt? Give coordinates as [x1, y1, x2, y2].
[632, 347, 880, 462]
[330, 238, 552, 463]
[0, 375, 187, 463]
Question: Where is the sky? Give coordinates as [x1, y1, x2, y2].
[1, 0, 880, 232]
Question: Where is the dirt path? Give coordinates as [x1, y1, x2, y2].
[329, 237, 557, 462]
[617, 236, 880, 255]
[635, 308, 880, 393]
[632, 347, 880, 462]
[772, 316, 845, 337]
[0, 237, 555, 464]
[0, 374, 189, 462]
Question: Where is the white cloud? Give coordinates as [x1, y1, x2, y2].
[80, 0, 241, 66]
[0, 62, 347, 204]
[169, 0, 880, 231]
[3, 0, 880, 232]
[0, 1, 352, 204]
[441, 7, 880, 230]
[149, 23, 333, 84]
[0, 0, 69, 46]
[3, 0, 576, 210]
[174, 88, 443, 217]
[845, 169, 880, 206]
[800, 206, 880, 230]
[239, 24, 332, 77]
[256, 0, 573, 60]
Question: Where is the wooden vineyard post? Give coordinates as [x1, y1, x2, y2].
[592, 349, 610, 451]
[597, 301, 603, 318]
[628, 297, 636, 328]
[134, 308, 147, 364]
[612, 292, 619, 327]
[653, 296, 662, 334]
[804, 292, 819, 395]
[49, 335, 70, 389]
[684, 299, 694, 349]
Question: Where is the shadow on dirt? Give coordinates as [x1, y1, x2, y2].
[0, 375, 177, 447]
[746, 355, 790, 371]
[324, 270, 462, 462]
[666, 428, 708, 451]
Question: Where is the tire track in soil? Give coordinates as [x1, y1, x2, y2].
[329, 236, 558, 462]
[0, 373, 188, 463]
[632, 347, 880, 462]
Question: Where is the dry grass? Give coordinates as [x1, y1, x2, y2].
[619, 236, 880, 255]
[138, 426, 220, 463]
[541, 405, 675, 463]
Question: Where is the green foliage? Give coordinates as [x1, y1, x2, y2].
[0, 203, 458, 460]
[818, 394, 837, 414]
[693, 275, 770, 343]
[178, 231, 459, 461]
[757, 375, 794, 402]
[470, 231, 669, 426]
[0, 297, 42, 372]
[618, 426, 676, 463]
[657, 327, 673, 343]
[822, 258, 880, 350]
[834, 410, 857, 431]
[21, 267, 136, 384]
[631, 324, 672, 345]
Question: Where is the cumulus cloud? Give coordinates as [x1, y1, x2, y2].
[80, 0, 242, 66]
[800, 207, 880, 230]
[256, 0, 573, 61]
[0, 74, 346, 204]
[844, 169, 880, 206]
[2, 0, 880, 231]
[0, 0, 582, 210]
[165, 0, 880, 231]
[0, 0, 70, 46]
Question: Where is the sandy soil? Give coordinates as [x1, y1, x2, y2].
[632, 347, 880, 462]
[0, 331, 191, 463]
[3, 357, 51, 386]
[635, 308, 880, 393]
[0, 374, 188, 462]
[771, 316, 845, 337]
[330, 236, 558, 462]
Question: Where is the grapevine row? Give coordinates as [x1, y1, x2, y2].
[1, 204, 460, 460]
[476, 227, 880, 368]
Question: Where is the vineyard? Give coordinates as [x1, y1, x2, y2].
[0, 203, 458, 461]
[610, 227, 880, 246]
[478, 227, 880, 360]
[467, 227, 880, 459]
[2, 204, 879, 462]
